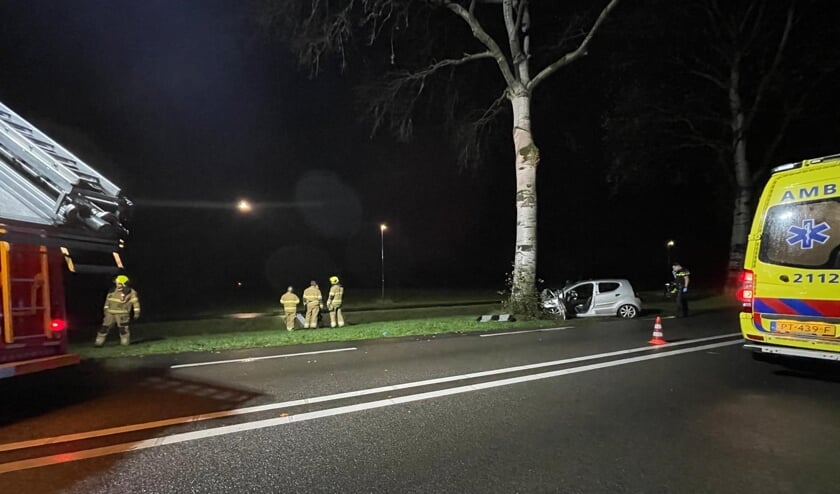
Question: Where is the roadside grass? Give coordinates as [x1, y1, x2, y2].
[166, 288, 502, 321]
[70, 290, 739, 360]
[71, 316, 557, 359]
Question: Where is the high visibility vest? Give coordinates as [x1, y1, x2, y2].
[674, 269, 690, 288]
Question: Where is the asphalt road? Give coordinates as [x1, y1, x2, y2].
[2, 309, 839, 493]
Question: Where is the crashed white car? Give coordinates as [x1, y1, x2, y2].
[541, 279, 642, 319]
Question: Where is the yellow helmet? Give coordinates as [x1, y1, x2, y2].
[115, 275, 129, 285]
[329, 276, 340, 284]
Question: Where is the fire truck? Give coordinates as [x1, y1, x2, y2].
[0, 100, 131, 378]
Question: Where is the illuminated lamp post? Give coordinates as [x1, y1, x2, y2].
[237, 199, 252, 213]
[380, 223, 387, 303]
[666, 240, 675, 267]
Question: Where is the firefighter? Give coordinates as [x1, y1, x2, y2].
[279, 286, 300, 331]
[302, 280, 323, 329]
[95, 274, 141, 347]
[672, 262, 691, 317]
[327, 275, 345, 328]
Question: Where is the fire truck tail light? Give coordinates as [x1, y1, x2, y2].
[50, 319, 67, 332]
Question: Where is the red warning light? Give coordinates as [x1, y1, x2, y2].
[50, 319, 67, 332]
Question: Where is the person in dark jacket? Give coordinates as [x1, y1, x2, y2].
[671, 262, 691, 317]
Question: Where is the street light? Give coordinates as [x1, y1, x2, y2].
[237, 199, 252, 213]
[666, 240, 675, 267]
[380, 223, 387, 302]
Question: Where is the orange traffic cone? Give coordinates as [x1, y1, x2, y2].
[648, 316, 666, 345]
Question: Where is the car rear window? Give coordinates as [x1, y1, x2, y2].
[759, 198, 840, 268]
[598, 282, 620, 293]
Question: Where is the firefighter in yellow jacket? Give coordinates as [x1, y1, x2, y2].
[279, 286, 300, 331]
[302, 280, 323, 329]
[95, 274, 141, 347]
[327, 275, 345, 328]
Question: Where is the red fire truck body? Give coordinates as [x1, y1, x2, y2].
[0, 100, 131, 378]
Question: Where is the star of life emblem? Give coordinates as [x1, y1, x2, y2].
[786, 219, 831, 249]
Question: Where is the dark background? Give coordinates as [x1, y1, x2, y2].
[1, 0, 831, 322]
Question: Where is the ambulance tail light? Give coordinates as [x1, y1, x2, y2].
[50, 319, 67, 332]
[737, 270, 754, 313]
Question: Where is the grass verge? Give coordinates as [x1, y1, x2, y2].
[71, 316, 558, 359]
[70, 292, 739, 360]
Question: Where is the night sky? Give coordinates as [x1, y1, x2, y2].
[2, 0, 831, 318]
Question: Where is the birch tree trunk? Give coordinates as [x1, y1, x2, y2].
[510, 92, 539, 302]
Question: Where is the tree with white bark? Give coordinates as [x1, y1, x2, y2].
[260, 0, 623, 312]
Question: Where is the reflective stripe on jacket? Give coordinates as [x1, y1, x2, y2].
[328, 284, 344, 306]
[104, 288, 140, 316]
[674, 269, 690, 288]
[303, 286, 322, 306]
[280, 292, 300, 312]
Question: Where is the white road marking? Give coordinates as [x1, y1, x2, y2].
[170, 347, 358, 369]
[0, 333, 739, 454]
[0, 336, 742, 473]
[480, 326, 573, 337]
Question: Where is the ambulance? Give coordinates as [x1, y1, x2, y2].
[738, 153, 840, 363]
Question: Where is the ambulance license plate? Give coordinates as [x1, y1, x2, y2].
[772, 321, 836, 337]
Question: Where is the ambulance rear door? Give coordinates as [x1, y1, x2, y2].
[752, 165, 840, 342]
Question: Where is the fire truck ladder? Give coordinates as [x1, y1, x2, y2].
[0, 100, 130, 237]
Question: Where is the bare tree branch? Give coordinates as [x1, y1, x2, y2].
[297, 1, 356, 75]
[407, 50, 497, 79]
[437, 0, 518, 88]
[688, 68, 728, 90]
[744, 2, 794, 131]
[755, 70, 825, 181]
[513, 0, 527, 34]
[649, 104, 729, 128]
[362, 51, 496, 139]
[502, 0, 532, 84]
[740, 0, 766, 55]
[544, 15, 586, 55]
[457, 90, 509, 168]
[362, 1, 397, 46]
[683, 54, 727, 90]
[503, 1, 524, 71]
[529, 0, 622, 91]
[702, 1, 726, 49]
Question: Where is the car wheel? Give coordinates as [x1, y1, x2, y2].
[617, 304, 638, 318]
[544, 305, 567, 320]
